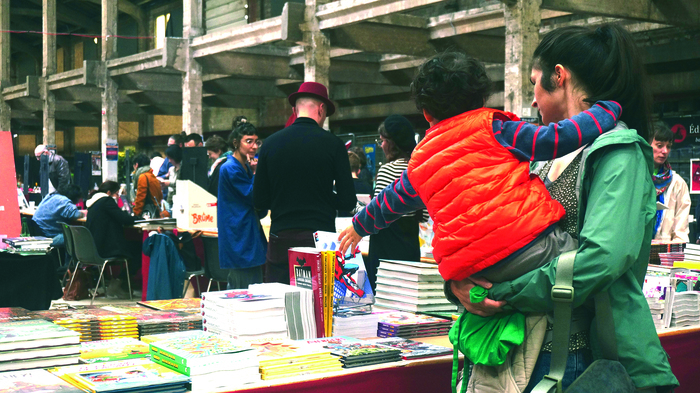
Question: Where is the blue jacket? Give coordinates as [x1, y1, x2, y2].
[142, 234, 185, 300]
[218, 156, 267, 269]
[32, 193, 82, 237]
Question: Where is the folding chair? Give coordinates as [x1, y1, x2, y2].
[66, 225, 132, 304]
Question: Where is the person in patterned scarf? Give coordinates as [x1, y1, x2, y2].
[650, 122, 691, 242]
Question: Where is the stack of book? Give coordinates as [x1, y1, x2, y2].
[33, 308, 138, 342]
[0, 368, 84, 392]
[100, 304, 202, 338]
[200, 290, 287, 340]
[249, 283, 317, 340]
[682, 244, 700, 265]
[374, 260, 456, 313]
[658, 252, 685, 267]
[650, 241, 684, 265]
[149, 330, 259, 392]
[288, 247, 337, 338]
[79, 338, 150, 364]
[140, 330, 205, 345]
[0, 319, 81, 371]
[670, 291, 700, 328]
[322, 340, 402, 368]
[369, 337, 452, 359]
[332, 308, 380, 338]
[377, 311, 453, 338]
[49, 358, 190, 392]
[252, 340, 342, 380]
[1, 236, 53, 253]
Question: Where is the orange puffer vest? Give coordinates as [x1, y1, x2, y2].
[407, 108, 564, 281]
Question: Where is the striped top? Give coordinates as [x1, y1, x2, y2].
[374, 159, 428, 222]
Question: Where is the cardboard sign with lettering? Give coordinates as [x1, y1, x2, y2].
[174, 180, 217, 231]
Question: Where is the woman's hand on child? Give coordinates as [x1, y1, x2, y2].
[451, 276, 506, 317]
[338, 225, 362, 256]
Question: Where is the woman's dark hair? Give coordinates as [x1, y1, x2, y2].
[229, 122, 258, 150]
[378, 123, 411, 161]
[58, 184, 83, 204]
[165, 145, 183, 164]
[184, 133, 203, 145]
[411, 51, 491, 121]
[650, 122, 674, 144]
[168, 134, 184, 146]
[205, 135, 228, 153]
[532, 24, 652, 139]
[88, 180, 120, 199]
[133, 153, 150, 168]
[150, 151, 162, 159]
[232, 115, 248, 130]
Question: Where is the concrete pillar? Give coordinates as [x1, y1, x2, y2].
[43, 0, 57, 150]
[303, 0, 331, 129]
[101, 0, 118, 181]
[0, 0, 10, 132]
[182, 0, 203, 136]
[504, 0, 541, 120]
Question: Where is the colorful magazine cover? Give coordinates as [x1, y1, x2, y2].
[151, 331, 251, 361]
[376, 311, 452, 327]
[321, 342, 401, 359]
[0, 368, 84, 392]
[0, 320, 80, 345]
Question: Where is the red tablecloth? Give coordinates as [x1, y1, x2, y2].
[659, 327, 700, 393]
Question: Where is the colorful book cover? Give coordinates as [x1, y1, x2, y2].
[80, 338, 149, 364]
[137, 298, 201, 312]
[252, 340, 332, 366]
[49, 358, 189, 392]
[150, 331, 253, 371]
[369, 337, 452, 359]
[313, 231, 375, 309]
[376, 311, 452, 327]
[0, 368, 84, 392]
[321, 342, 401, 359]
[0, 308, 36, 323]
[288, 248, 325, 338]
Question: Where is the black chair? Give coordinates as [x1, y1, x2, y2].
[202, 237, 230, 292]
[66, 225, 132, 304]
[58, 222, 77, 286]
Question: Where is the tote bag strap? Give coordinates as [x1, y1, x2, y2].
[532, 251, 619, 393]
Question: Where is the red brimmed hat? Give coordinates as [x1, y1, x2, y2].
[287, 82, 336, 116]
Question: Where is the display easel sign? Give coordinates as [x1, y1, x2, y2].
[0, 131, 21, 237]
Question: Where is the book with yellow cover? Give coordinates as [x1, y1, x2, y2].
[80, 338, 149, 364]
[48, 358, 189, 393]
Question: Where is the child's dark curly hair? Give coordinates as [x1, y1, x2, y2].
[411, 52, 491, 121]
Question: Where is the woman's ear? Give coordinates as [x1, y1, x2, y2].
[554, 64, 568, 88]
[423, 109, 435, 124]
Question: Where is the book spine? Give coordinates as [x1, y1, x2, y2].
[150, 352, 192, 376]
[149, 344, 189, 370]
[315, 251, 325, 338]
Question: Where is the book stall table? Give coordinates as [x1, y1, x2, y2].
[658, 326, 700, 393]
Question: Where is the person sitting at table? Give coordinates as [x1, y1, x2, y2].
[31, 184, 84, 247]
[132, 153, 164, 218]
[86, 181, 138, 299]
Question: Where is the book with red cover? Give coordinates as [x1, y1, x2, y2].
[289, 247, 324, 338]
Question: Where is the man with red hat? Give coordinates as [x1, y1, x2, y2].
[253, 82, 357, 284]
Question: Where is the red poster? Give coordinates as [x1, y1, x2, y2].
[0, 131, 20, 237]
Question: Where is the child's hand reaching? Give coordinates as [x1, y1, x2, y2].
[338, 225, 362, 256]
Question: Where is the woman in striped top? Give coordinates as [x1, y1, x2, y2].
[367, 115, 428, 292]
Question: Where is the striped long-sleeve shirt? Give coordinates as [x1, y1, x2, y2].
[352, 100, 622, 237]
[374, 159, 429, 223]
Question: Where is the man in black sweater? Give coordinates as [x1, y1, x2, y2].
[254, 82, 357, 284]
